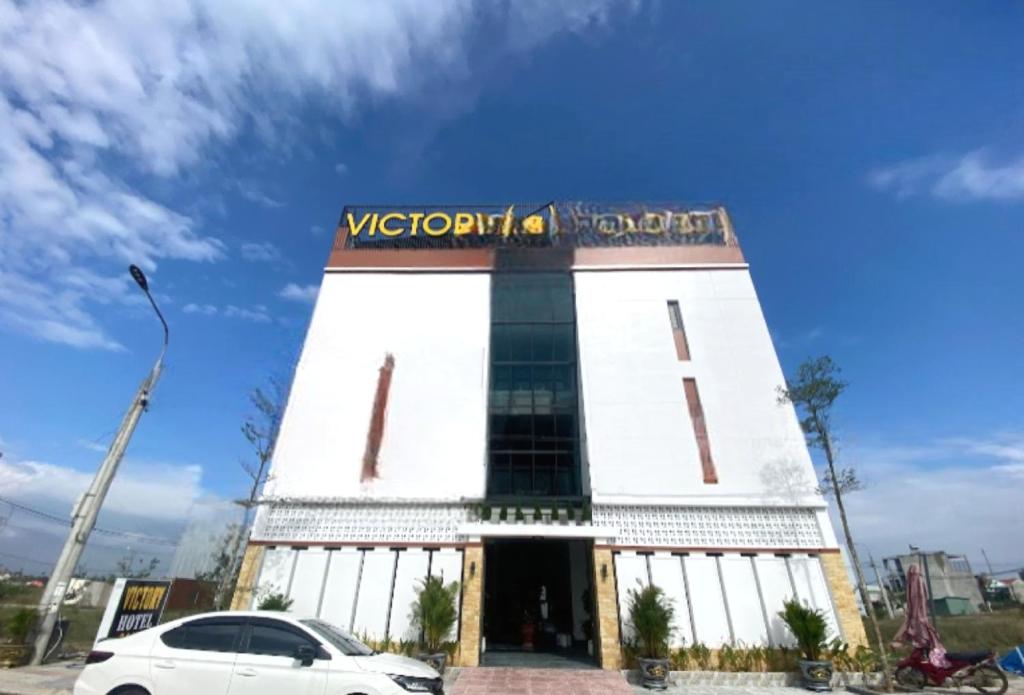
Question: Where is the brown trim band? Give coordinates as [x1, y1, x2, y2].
[249, 540, 474, 549]
[326, 227, 746, 270]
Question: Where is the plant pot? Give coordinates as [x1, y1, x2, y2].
[797, 659, 833, 692]
[0, 644, 29, 669]
[415, 652, 447, 674]
[638, 657, 670, 690]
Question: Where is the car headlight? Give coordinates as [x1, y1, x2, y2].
[388, 673, 441, 692]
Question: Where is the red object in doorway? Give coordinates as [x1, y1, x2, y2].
[521, 621, 535, 651]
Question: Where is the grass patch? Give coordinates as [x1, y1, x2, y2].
[868, 607, 1024, 655]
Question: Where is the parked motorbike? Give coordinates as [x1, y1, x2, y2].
[895, 647, 1008, 695]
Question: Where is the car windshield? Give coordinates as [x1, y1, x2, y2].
[299, 619, 375, 656]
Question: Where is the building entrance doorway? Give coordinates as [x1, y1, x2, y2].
[482, 538, 595, 667]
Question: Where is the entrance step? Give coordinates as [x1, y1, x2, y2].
[450, 667, 633, 694]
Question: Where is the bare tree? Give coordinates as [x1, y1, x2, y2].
[215, 379, 287, 609]
[778, 356, 892, 690]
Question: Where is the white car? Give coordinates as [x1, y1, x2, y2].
[73, 611, 444, 695]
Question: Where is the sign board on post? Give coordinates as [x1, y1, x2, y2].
[94, 578, 171, 644]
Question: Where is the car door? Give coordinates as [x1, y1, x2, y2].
[149, 616, 244, 695]
[226, 617, 329, 695]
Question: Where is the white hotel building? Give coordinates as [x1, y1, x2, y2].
[231, 203, 865, 669]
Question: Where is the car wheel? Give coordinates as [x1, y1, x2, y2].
[109, 686, 150, 695]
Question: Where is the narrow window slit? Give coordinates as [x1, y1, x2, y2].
[666, 300, 690, 360]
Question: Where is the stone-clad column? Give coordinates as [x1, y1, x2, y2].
[819, 551, 868, 647]
[456, 545, 484, 667]
[230, 544, 265, 610]
[592, 546, 622, 670]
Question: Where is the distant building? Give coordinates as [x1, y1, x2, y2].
[883, 551, 985, 615]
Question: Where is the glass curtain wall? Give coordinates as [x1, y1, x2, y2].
[486, 273, 581, 498]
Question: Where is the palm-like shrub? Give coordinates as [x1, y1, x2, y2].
[778, 599, 829, 662]
[627, 584, 675, 659]
[257, 590, 294, 611]
[411, 576, 459, 653]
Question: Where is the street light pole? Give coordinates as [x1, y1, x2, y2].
[31, 265, 168, 665]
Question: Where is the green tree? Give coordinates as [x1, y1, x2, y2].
[778, 356, 891, 689]
[216, 379, 288, 609]
[111, 553, 159, 580]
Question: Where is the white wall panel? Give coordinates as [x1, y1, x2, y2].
[388, 549, 430, 642]
[789, 555, 839, 640]
[648, 554, 693, 647]
[754, 556, 797, 646]
[257, 547, 297, 605]
[718, 556, 767, 645]
[352, 550, 397, 640]
[287, 549, 329, 617]
[685, 555, 731, 646]
[573, 269, 822, 506]
[319, 549, 362, 630]
[429, 549, 464, 641]
[266, 273, 490, 501]
[614, 553, 649, 642]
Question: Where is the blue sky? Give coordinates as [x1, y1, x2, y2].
[1, 1, 1022, 577]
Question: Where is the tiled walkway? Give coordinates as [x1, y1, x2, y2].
[450, 667, 634, 694]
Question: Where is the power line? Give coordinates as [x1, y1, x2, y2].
[0, 550, 54, 568]
[0, 496, 178, 546]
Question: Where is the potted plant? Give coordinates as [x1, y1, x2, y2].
[778, 599, 833, 691]
[410, 576, 459, 673]
[256, 589, 294, 611]
[627, 584, 675, 690]
[1, 608, 37, 668]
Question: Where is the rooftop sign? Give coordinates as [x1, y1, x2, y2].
[340, 203, 735, 249]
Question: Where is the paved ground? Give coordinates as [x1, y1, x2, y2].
[1, 662, 1020, 695]
[450, 667, 633, 694]
[0, 661, 81, 695]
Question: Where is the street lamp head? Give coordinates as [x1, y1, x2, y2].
[129, 265, 149, 292]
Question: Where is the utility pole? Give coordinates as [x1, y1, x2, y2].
[31, 266, 168, 665]
[869, 551, 894, 618]
[981, 548, 994, 575]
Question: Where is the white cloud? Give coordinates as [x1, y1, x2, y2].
[869, 149, 1024, 201]
[310, 225, 325, 235]
[0, 453, 231, 574]
[223, 304, 271, 323]
[235, 181, 285, 209]
[826, 432, 1024, 571]
[183, 302, 270, 322]
[75, 438, 108, 453]
[0, 0, 623, 349]
[334, 162, 348, 175]
[240, 241, 281, 262]
[182, 303, 218, 316]
[279, 283, 319, 304]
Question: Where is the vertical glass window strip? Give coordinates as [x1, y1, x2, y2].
[486, 273, 581, 498]
[667, 300, 691, 361]
[683, 378, 718, 484]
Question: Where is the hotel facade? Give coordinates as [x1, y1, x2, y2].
[231, 203, 865, 668]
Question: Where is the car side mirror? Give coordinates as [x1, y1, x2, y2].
[294, 644, 316, 667]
